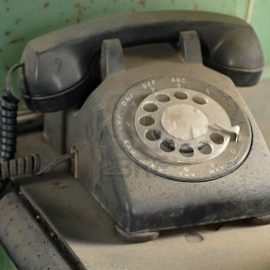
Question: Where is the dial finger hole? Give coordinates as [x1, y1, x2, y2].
[198, 142, 212, 155]
[210, 132, 224, 145]
[192, 96, 207, 105]
[139, 116, 155, 126]
[179, 144, 194, 157]
[160, 139, 175, 152]
[143, 103, 158, 112]
[174, 91, 188, 100]
[156, 94, 170, 102]
[145, 129, 161, 141]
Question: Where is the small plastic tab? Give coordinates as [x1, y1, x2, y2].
[100, 38, 125, 80]
[179, 31, 202, 63]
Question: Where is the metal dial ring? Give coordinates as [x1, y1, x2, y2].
[113, 76, 252, 182]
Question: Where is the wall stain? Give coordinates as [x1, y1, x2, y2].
[193, 0, 198, 10]
[138, 0, 146, 7]
[74, 2, 85, 23]
[4, 30, 11, 36]
[5, 7, 10, 12]
[9, 38, 25, 45]
[4, 64, 10, 71]
[15, 18, 21, 25]
[0, 49, 2, 53]
[43, 1, 50, 9]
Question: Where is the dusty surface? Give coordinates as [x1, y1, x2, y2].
[17, 78, 270, 270]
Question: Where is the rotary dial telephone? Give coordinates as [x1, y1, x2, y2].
[1, 11, 270, 242]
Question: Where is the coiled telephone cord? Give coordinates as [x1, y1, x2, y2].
[0, 64, 74, 194]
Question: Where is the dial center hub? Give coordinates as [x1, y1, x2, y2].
[161, 104, 209, 140]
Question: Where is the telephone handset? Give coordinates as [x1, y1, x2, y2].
[2, 11, 270, 241]
[19, 11, 263, 112]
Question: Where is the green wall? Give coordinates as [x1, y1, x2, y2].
[0, 244, 16, 270]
